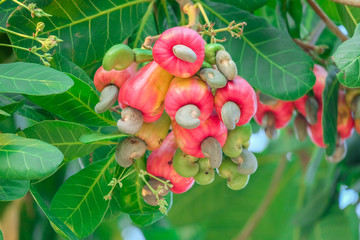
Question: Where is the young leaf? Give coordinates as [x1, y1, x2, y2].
[17, 120, 114, 161]
[0, 180, 30, 201]
[7, 0, 151, 72]
[26, 74, 115, 127]
[80, 131, 128, 144]
[0, 134, 63, 180]
[201, 0, 315, 100]
[333, 24, 360, 88]
[29, 185, 79, 240]
[50, 156, 117, 238]
[322, 67, 339, 156]
[0, 63, 74, 95]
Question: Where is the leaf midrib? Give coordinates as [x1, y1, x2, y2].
[198, 0, 312, 89]
[39, 0, 152, 36]
[63, 155, 115, 223]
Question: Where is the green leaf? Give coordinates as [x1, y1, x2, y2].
[17, 104, 55, 123]
[336, 4, 360, 37]
[80, 131, 128, 144]
[50, 156, 117, 238]
[0, 133, 63, 180]
[0, 228, 2, 240]
[322, 67, 339, 156]
[29, 185, 79, 240]
[0, 62, 74, 95]
[209, 0, 267, 12]
[307, 205, 359, 240]
[130, 212, 166, 226]
[0, 180, 30, 201]
[333, 24, 360, 88]
[0, 99, 25, 121]
[26, 74, 115, 127]
[7, 0, 151, 72]
[317, 0, 341, 23]
[200, 0, 315, 100]
[0, 0, 17, 28]
[128, 1, 158, 48]
[17, 120, 114, 161]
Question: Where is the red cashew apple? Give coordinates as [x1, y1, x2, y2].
[165, 76, 214, 129]
[117, 61, 173, 134]
[147, 131, 195, 194]
[172, 111, 228, 168]
[254, 93, 294, 138]
[153, 27, 205, 78]
[214, 75, 257, 130]
[337, 91, 354, 140]
[93, 63, 137, 92]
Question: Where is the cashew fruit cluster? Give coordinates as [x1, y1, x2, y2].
[255, 64, 357, 163]
[93, 26, 259, 207]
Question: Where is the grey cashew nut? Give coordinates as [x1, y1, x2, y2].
[221, 101, 241, 130]
[172, 44, 197, 63]
[117, 107, 144, 135]
[115, 137, 147, 168]
[94, 85, 119, 113]
[199, 68, 227, 89]
[231, 149, 258, 175]
[215, 50, 237, 80]
[175, 104, 201, 129]
[201, 137, 223, 168]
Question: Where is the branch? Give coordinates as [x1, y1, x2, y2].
[306, 0, 348, 42]
[331, 0, 360, 7]
[235, 157, 287, 240]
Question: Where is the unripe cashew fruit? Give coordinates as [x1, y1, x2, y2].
[194, 158, 215, 185]
[115, 137, 147, 167]
[204, 43, 225, 64]
[173, 148, 200, 178]
[218, 157, 250, 190]
[103, 44, 134, 71]
[215, 50, 237, 80]
[142, 177, 169, 206]
[231, 149, 258, 175]
[223, 124, 252, 157]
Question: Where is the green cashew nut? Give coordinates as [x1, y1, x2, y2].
[205, 43, 225, 65]
[199, 68, 227, 89]
[231, 149, 258, 175]
[194, 158, 215, 185]
[103, 44, 134, 71]
[173, 148, 200, 178]
[133, 48, 153, 63]
[201, 61, 213, 69]
[218, 157, 249, 190]
[223, 124, 252, 157]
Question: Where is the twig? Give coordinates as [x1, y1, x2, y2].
[292, 38, 328, 54]
[331, 0, 360, 7]
[306, 0, 348, 42]
[235, 157, 287, 240]
[141, 35, 160, 50]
